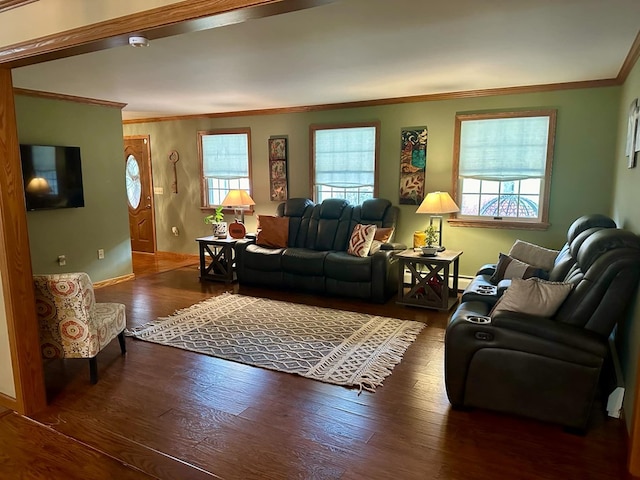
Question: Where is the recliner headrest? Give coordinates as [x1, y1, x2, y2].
[567, 214, 616, 243]
[576, 228, 640, 271]
[569, 227, 608, 258]
[283, 198, 314, 217]
[361, 198, 391, 221]
[319, 198, 350, 219]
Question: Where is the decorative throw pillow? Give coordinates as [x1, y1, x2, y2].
[508, 239, 559, 272]
[369, 227, 394, 255]
[256, 215, 289, 248]
[491, 277, 574, 318]
[490, 253, 548, 284]
[347, 224, 377, 257]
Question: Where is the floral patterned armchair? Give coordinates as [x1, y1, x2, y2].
[33, 272, 126, 384]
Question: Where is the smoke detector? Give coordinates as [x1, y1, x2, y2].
[128, 36, 149, 47]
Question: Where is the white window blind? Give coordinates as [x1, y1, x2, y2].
[199, 131, 251, 207]
[202, 134, 249, 179]
[459, 116, 550, 181]
[315, 126, 376, 189]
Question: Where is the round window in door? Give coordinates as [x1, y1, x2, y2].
[126, 154, 142, 209]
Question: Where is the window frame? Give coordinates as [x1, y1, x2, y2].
[197, 127, 253, 214]
[309, 121, 380, 204]
[450, 110, 557, 230]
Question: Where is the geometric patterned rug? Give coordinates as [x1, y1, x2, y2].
[127, 293, 425, 392]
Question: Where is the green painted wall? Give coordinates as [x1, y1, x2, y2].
[15, 95, 133, 282]
[123, 86, 620, 278]
[612, 55, 640, 431]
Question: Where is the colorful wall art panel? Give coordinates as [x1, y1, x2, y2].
[399, 127, 428, 204]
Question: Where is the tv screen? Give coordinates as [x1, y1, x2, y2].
[20, 144, 85, 211]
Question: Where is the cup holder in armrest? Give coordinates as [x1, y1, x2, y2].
[466, 315, 492, 324]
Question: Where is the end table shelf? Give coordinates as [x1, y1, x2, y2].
[395, 249, 462, 311]
[196, 236, 239, 283]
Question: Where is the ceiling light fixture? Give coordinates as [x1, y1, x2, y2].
[128, 36, 150, 47]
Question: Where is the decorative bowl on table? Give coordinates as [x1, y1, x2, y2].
[421, 246, 438, 256]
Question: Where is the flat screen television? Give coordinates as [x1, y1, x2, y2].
[20, 144, 85, 211]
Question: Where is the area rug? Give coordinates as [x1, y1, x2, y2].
[127, 293, 425, 392]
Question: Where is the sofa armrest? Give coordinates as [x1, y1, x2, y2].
[490, 312, 607, 357]
[476, 263, 496, 276]
[381, 242, 407, 251]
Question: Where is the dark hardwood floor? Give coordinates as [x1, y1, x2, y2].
[0, 253, 633, 479]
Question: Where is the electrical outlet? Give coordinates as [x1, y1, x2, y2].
[97, 249, 105, 260]
[57, 255, 66, 266]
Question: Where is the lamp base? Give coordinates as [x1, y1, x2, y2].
[228, 220, 246, 239]
[437, 245, 446, 252]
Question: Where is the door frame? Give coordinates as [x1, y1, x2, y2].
[125, 134, 157, 254]
[0, 0, 282, 417]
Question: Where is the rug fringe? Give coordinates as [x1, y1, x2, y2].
[307, 320, 425, 392]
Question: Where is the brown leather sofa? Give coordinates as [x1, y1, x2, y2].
[235, 197, 404, 302]
[444, 215, 640, 430]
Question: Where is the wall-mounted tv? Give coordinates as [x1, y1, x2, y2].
[20, 144, 85, 211]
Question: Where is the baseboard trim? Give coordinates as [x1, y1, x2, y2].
[93, 273, 135, 289]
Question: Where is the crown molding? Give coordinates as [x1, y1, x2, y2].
[122, 78, 619, 125]
[14, 88, 127, 109]
[618, 30, 640, 83]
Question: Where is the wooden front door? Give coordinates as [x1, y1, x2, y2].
[124, 136, 156, 253]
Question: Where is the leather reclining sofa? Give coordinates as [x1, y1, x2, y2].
[445, 214, 640, 430]
[235, 197, 405, 303]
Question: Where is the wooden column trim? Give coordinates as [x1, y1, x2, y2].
[0, 67, 46, 415]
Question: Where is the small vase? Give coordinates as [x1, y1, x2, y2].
[413, 231, 426, 248]
[213, 222, 227, 238]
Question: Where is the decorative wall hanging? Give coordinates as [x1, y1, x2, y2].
[268, 137, 288, 201]
[399, 126, 428, 204]
[169, 150, 179, 193]
[626, 98, 639, 169]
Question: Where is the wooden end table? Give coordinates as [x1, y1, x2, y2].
[196, 236, 238, 283]
[395, 249, 463, 310]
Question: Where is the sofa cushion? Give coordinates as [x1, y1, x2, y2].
[325, 251, 372, 282]
[508, 240, 559, 271]
[281, 248, 328, 276]
[243, 244, 285, 271]
[491, 277, 574, 318]
[369, 227, 394, 255]
[256, 215, 289, 248]
[490, 253, 548, 284]
[347, 224, 376, 257]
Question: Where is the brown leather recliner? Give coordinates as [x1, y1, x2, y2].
[445, 218, 640, 430]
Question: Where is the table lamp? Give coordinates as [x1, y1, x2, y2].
[415, 191, 460, 251]
[221, 189, 256, 238]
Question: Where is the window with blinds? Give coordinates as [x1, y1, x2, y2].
[453, 111, 556, 228]
[198, 129, 252, 208]
[310, 123, 379, 204]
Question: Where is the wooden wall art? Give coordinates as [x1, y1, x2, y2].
[268, 137, 288, 201]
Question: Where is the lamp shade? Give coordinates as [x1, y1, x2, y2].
[221, 189, 255, 207]
[416, 191, 460, 214]
[25, 177, 51, 194]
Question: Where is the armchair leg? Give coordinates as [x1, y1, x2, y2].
[117, 331, 126, 354]
[89, 357, 98, 384]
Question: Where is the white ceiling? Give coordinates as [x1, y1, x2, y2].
[11, 0, 640, 120]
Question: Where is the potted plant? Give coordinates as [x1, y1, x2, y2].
[422, 224, 439, 256]
[204, 206, 227, 238]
